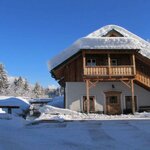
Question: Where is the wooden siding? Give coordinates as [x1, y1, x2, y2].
[64, 55, 83, 82]
[136, 59, 150, 77]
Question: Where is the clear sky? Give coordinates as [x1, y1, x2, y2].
[0, 0, 150, 87]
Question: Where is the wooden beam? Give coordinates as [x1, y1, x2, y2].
[132, 54, 136, 75]
[82, 49, 138, 55]
[108, 53, 111, 76]
[84, 77, 134, 81]
[82, 51, 86, 75]
[86, 79, 90, 114]
[89, 80, 99, 89]
[120, 80, 131, 89]
[131, 79, 135, 114]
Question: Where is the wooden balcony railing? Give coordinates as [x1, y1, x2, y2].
[136, 71, 150, 88]
[84, 65, 134, 76]
[110, 66, 133, 76]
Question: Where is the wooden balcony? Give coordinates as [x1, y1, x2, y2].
[84, 65, 135, 77]
[136, 71, 150, 88]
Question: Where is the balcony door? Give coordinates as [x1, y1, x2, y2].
[105, 91, 121, 115]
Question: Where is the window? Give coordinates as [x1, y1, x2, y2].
[106, 59, 118, 66]
[87, 59, 96, 66]
[111, 59, 117, 66]
[109, 96, 118, 104]
[83, 96, 95, 113]
[125, 96, 137, 111]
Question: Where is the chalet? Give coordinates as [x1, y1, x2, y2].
[49, 25, 150, 115]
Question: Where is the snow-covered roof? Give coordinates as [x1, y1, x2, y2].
[0, 96, 30, 114]
[49, 25, 150, 70]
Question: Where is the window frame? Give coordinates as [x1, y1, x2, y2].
[111, 59, 118, 66]
[83, 96, 95, 113]
[86, 59, 96, 67]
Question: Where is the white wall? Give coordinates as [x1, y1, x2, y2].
[65, 82, 150, 113]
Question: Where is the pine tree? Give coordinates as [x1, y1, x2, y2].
[0, 64, 9, 94]
[13, 77, 24, 96]
[17, 76, 24, 87]
[24, 79, 29, 92]
[33, 82, 42, 98]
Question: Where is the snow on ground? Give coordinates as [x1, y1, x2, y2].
[0, 115, 150, 150]
[0, 96, 30, 115]
[1, 98, 150, 150]
[48, 96, 64, 108]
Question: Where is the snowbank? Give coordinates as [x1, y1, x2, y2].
[0, 96, 30, 115]
[48, 96, 64, 108]
[37, 105, 150, 122]
[38, 105, 84, 122]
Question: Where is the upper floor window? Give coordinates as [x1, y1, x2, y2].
[106, 58, 118, 66]
[87, 59, 96, 66]
[111, 59, 117, 66]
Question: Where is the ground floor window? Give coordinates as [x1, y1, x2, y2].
[83, 96, 95, 113]
[125, 96, 137, 112]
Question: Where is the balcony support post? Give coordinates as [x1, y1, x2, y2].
[132, 54, 136, 75]
[131, 79, 135, 114]
[83, 51, 86, 75]
[108, 53, 111, 76]
[120, 79, 135, 114]
[86, 79, 90, 114]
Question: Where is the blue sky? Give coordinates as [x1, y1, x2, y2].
[0, 0, 150, 87]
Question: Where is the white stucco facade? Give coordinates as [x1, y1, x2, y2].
[65, 82, 150, 113]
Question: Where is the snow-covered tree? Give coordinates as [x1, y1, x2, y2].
[33, 82, 42, 98]
[24, 79, 29, 92]
[17, 77, 24, 87]
[12, 77, 24, 96]
[0, 64, 9, 94]
[0, 63, 61, 98]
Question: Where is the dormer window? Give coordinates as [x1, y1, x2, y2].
[87, 59, 96, 66]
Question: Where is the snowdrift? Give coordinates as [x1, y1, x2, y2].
[37, 105, 150, 122]
[38, 105, 84, 121]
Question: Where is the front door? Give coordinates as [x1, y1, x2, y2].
[105, 91, 121, 115]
